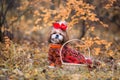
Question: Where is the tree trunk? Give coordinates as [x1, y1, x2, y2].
[0, 27, 3, 42]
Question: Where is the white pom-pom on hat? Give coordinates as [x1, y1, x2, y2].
[58, 21, 67, 25]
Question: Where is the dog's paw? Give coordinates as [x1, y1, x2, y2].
[48, 63, 55, 68]
[48, 66, 55, 68]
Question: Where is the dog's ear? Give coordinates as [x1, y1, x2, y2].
[48, 35, 51, 43]
[62, 32, 69, 44]
[47, 29, 52, 43]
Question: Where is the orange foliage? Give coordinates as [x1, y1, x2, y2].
[27, 0, 100, 27]
[104, 0, 116, 9]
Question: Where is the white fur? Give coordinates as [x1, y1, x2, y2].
[51, 33, 63, 44]
[59, 21, 67, 25]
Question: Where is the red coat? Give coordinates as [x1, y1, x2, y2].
[48, 44, 92, 66]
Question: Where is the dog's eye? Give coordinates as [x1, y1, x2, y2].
[53, 32, 56, 34]
[59, 33, 63, 35]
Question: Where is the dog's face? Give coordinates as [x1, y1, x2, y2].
[48, 28, 68, 44]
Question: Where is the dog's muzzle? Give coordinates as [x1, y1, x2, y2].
[51, 34, 63, 44]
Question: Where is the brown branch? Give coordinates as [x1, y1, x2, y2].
[80, 20, 86, 39]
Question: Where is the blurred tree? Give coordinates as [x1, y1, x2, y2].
[0, 0, 17, 42]
[0, 0, 30, 43]
[1, 0, 119, 42]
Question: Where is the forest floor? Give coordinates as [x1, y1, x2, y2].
[0, 38, 120, 80]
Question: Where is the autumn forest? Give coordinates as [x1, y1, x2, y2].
[0, 0, 120, 80]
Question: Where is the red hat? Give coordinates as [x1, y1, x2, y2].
[53, 21, 67, 31]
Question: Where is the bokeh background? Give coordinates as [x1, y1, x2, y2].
[0, 0, 120, 80]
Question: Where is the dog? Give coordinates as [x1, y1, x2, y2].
[48, 21, 69, 68]
[48, 21, 92, 68]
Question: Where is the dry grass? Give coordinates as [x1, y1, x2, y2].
[0, 40, 120, 80]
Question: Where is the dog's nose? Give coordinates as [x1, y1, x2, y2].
[55, 34, 59, 39]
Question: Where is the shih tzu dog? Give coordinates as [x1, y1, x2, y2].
[48, 21, 68, 68]
[48, 21, 92, 68]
